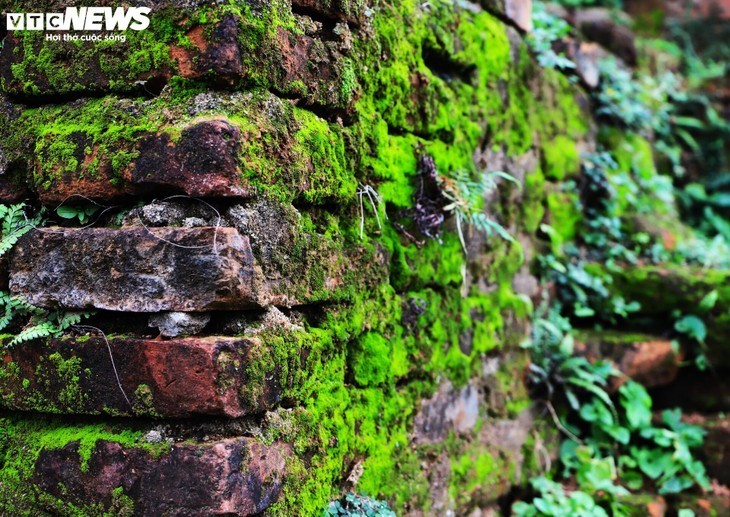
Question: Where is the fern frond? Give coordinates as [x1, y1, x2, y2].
[9, 321, 57, 346]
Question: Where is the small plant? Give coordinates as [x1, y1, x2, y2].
[674, 313, 710, 371]
[396, 155, 519, 254]
[56, 204, 101, 225]
[524, 302, 616, 413]
[540, 252, 639, 321]
[0, 203, 92, 346]
[324, 493, 396, 517]
[0, 293, 91, 347]
[0, 203, 40, 257]
[513, 477, 609, 517]
[529, 3, 576, 71]
[440, 169, 520, 253]
[522, 300, 710, 515]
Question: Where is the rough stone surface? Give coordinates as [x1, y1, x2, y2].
[149, 312, 211, 337]
[34, 437, 291, 515]
[481, 0, 534, 32]
[478, 409, 535, 487]
[0, 335, 281, 417]
[575, 8, 637, 65]
[566, 41, 610, 89]
[413, 382, 480, 444]
[291, 0, 368, 25]
[130, 119, 248, 198]
[0, 8, 356, 113]
[9, 227, 257, 312]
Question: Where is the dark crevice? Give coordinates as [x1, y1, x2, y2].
[422, 43, 476, 84]
[7, 81, 346, 127]
[385, 123, 455, 144]
[59, 303, 339, 341]
[136, 76, 169, 97]
[0, 408, 269, 443]
[291, 7, 340, 39]
[4, 80, 166, 107]
[0, 16, 7, 47]
[290, 3, 359, 30]
[270, 87, 355, 125]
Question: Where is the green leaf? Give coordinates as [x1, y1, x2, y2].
[56, 206, 80, 220]
[659, 475, 694, 495]
[635, 448, 673, 479]
[619, 381, 652, 429]
[674, 315, 707, 342]
[699, 290, 718, 311]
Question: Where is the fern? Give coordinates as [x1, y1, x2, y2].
[10, 321, 58, 346]
[0, 203, 92, 346]
[0, 203, 40, 258]
[7, 309, 93, 347]
[440, 170, 522, 253]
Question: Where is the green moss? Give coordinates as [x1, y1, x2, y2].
[0, 415, 169, 513]
[0, 0, 594, 513]
[542, 135, 580, 181]
[545, 186, 582, 252]
[522, 165, 547, 234]
[131, 384, 159, 417]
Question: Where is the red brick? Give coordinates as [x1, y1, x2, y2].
[0, 336, 281, 418]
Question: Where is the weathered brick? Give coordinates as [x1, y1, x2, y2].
[0, 7, 357, 113]
[34, 437, 290, 515]
[11, 92, 354, 206]
[9, 227, 258, 312]
[575, 331, 683, 391]
[0, 335, 280, 418]
[481, 0, 533, 32]
[34, 119, 248, 205]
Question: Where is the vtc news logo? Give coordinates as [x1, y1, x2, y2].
[5, 7, 151, 31]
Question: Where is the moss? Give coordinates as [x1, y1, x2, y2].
[542, 135, 580, 181]
[599, 128, 677, 218]
[131, 384, 159, 417]
[0, 0, 593, 513]
[107, 487, 135, 517]
[450, 449, 499, 504]
[573, 329, 664, 345]
[545, 185, 582, 252]
[586, 263, 730, 318]
[521, 165, 547, 234]
[0, 415, 170, 513]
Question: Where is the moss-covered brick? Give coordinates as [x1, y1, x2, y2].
[586, 263, 730, 366]
[0, 1, 357, 112]
[5, 90, 356, 205]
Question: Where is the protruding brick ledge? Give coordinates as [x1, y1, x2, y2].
[574, 330, 683, 391]
[34, 437, 291, 515]
[0, 335, 282, 418]
[35, 119, 250, 205]
[9, 227, 257, 312]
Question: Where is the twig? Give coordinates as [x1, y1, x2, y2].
[137, 195, 222, 253]
[73, 325, 132, 409]
[532, 430, 552, 474]
[546, 400, 583, 444]
[357, 184, 385, 240]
